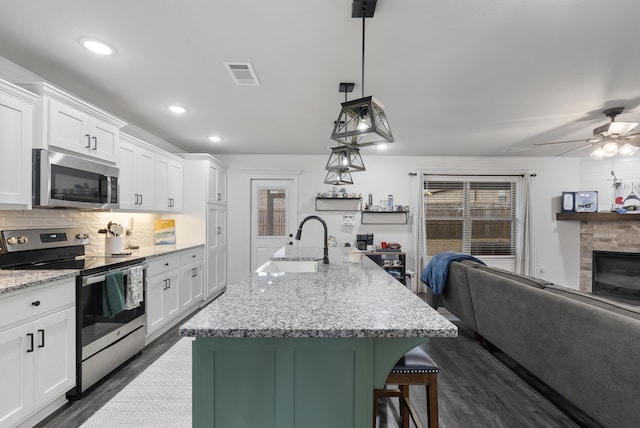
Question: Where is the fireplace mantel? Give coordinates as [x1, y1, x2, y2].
[557, 212, 640, 222]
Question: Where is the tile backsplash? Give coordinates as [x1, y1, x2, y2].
[0, 210, 160, 256]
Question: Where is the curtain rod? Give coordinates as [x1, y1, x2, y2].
[416, 173, 537, 177]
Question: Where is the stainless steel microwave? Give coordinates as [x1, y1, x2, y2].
[32, 149, 119, 209]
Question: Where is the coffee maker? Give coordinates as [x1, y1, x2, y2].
[356, 233, 373, 250]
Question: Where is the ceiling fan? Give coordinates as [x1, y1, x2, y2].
[535, 107, 640, 159]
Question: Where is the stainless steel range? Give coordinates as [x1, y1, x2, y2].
[0, 227, 147, 396]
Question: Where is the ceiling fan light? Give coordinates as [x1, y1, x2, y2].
[590, 147, 606, 160]
[602, 141, 619, 155]
[619, 143, 639, 157]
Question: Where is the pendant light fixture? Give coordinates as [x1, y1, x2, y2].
[330, 0, 393, 147]
[324, 169, 354, 185]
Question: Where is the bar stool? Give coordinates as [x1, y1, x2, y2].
[373, 346, 439, 428]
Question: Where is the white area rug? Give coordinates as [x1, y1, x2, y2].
[81, 338, 193, 427]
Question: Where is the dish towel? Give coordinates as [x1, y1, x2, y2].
[103, 271, 126, 317]
[420, 252, 485, 296]
[125, 265, 144, 310]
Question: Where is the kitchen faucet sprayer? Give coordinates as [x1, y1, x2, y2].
[295, 215, 329, 264]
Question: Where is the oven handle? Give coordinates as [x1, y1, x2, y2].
[82, 263, 148, 286]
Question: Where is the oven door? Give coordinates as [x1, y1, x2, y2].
[79, 263, 146, 360]
[33, 149, 119, 209]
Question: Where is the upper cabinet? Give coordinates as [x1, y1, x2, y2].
[117, 133, 183, 213]
[156, 153, 183, 212]
[18, 82, 126, 163]
[118, 134, 156, 211]
[0, 79, 37, 209]
[207, 161, 227, 204]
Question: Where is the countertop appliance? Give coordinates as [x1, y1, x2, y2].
[0, 227, 147, 396]
[32, 149, 119, 209]
[356, 233, 373, 250]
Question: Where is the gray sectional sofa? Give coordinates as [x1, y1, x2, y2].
[429, 261, 640, 428]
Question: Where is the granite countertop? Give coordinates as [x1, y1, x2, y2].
[0, 242, 204, 295]
[180, 247, 458, 339]
[0, 269, 79, 295]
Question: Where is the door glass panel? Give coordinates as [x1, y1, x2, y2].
[257, 188, 286, 237]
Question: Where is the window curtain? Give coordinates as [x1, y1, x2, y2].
[409, 172, 427, 293]
[515, 173, 536, 277]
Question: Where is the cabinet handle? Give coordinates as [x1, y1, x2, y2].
[31, 300, 40, 307]
[192, 267, 197, 277]
[139, 194, 143, 205]
[38, 329, 45, 348]
[166, 278, 171, 289]
[217, 192, 221, 201]
[27, 333, 34, 353]
[92, 136, 97, 151]
[162, 279, 167, 290]
[217, 226, 221, 235]
[85, 134, 91, 149]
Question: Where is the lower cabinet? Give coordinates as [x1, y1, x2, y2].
[0, 279, 75, 428]
[180, 248, 204, 311]
[146, 254, 181, 337]
[146, 246, 205, 338]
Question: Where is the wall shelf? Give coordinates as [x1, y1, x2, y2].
[365, 252, 406, 285]
[556, 212, 640, 222]
[315, 197, 362, 211]
[361, 210, 409, 224]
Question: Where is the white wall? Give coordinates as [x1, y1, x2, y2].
[220, 154, 582, 287]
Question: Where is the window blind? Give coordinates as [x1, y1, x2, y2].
[424, 179, 516, 257]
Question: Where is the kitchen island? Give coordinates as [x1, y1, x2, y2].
[179, 247, 457, 428]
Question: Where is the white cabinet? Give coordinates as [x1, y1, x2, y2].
[0, 279, 75, 428]
[180, 247, 205, 310]
[118, 134, 156, 211]
[19, 82, 126, 164]
[118, 133, 183, 213]
[175, 154, 228, 301]
[156, 154, 183, 212]
[48, 100, 119, 162]
[146, 254, 181, 336]
[0, 79, 37, 209]
[207, 162, 227, 204]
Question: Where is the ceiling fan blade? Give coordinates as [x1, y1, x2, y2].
[534, 139, 591, 146]
[555, 143, 594, 157]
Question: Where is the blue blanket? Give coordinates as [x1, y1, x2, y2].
[421, 252, 485, 295]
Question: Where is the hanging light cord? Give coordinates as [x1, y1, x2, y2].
[361, 6, 366, 98]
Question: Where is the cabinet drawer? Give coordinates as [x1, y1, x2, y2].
[0, 278, 75, 329]
[147, 254, 181, 278]
[180, 247, 204, 265]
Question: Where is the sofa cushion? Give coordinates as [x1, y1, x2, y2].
[544, 283, 640, 320]
[477, 265, 553, 289]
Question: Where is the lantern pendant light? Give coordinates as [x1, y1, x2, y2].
[324, 169, 354, 185]
[330, 1, 393, 147]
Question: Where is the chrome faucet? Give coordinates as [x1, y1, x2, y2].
[295, 215, 329, 264]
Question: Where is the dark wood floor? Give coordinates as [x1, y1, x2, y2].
[39, 309, 602, 428]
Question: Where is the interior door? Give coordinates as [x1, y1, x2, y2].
[250, 179, 297, 271]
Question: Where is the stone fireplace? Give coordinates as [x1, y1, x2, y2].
[579, 220, 640, 292]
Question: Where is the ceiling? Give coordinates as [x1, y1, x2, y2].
[2, 0, 640, 158]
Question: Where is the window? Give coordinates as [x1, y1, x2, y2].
[257, 188, 287, 236]
[424, 179, 517, 257]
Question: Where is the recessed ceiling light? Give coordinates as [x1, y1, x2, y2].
[79, 38, 115, 55]
[167, 105, 187, 114]
[209, 136, 222, 143]
[377, 143, 388, 150]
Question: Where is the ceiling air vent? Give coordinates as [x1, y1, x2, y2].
[224, 62, 260, 86]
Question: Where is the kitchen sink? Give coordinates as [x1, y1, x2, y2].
[256, 260, 318, 273]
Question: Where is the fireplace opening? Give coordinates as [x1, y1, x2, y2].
[592, 251, 640, 306]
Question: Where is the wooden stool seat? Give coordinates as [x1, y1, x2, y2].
[373, 346, 439, 428]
